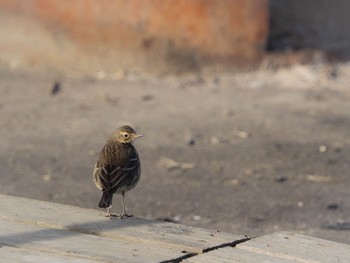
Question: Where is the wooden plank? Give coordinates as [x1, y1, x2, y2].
[183, 246, 297, 263]
[0, 220, 186, 263]
[0, 245, 98, 263]
[185, 232, 350, 263]
[237, 231, 350, 263]
[0, 194, 246, 253]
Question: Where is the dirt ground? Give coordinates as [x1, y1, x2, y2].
[1, 62, 350, 245]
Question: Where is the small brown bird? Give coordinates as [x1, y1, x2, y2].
[93, 125, 143, 218]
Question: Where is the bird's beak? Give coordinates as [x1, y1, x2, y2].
[134, 134, 144, 139]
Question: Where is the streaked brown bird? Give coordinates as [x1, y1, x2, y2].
[93, 125, 143, 218]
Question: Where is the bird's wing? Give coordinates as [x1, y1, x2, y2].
[95, 154, 139, 191]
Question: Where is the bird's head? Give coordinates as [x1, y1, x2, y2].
[110, 125, 143, 144]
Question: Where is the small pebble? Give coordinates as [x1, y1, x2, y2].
[233, 129, 250, 139]
[173, 215, 181, 222]
[192, 215, 202, 221]
[224, 178, 240, 186]
[188, 139, 195, 146]
[51, 81, 61, 95]
[210, 136, 220, 145]
[327, 203, 339, 210]
[319, 145, 328, 153]
[42, 174, 51, 182]
[275, 175, 287, 183]
[142, 94, 154, 101]
[244, 168, 256, 176]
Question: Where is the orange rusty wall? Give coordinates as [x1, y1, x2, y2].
[0, 0, 269, 72]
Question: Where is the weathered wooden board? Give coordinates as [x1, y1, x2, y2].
[0, 220, 185, 263]
[185, 231, 350, 263]
[183, 246, 297, 263]
[2, 195, 348, 262]
[0, 194, 249, 262]
[0, 245, 98, 263]
[237, 231, 350, 263]
[0, 194, 247, 254]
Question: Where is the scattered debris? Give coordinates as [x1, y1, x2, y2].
[327, 203, 339, 210]
[244, 168, 256, 176]
[158, 156, 195, 171]
[322, 222, 350, 230]
[192, 215, 202, 221]
[306, 174, 332, 182]
[187, 139, 195, 146]
[319, 145, 328, 153]
[157, 217, 178, 223]
[51, 81, 61, 95]
[223, 178, 240, 186]
[179, 77, 205, 89]
[172, 215, 181, 222]
[99, 92, 118, 105]
[210, 136, 220, 145]
[233, 129, 250, 139]
[252, 215, 266, 223]
[275, 175, 287, 183]
[184, 129, 201, 146]
[142, 94, 154, 101]
[42, 174, 51, 182]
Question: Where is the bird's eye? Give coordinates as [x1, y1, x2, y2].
[123, 133, 129, 138]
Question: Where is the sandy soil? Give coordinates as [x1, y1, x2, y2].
[1, 63, 350, 244]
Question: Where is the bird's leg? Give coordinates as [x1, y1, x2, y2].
[120, 191, 133, 219]
[106, 204, 118, 218]
[106, 205, 111, 217]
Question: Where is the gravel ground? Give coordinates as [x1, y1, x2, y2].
[1, 62, 350, 244]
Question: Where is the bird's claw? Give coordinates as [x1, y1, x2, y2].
[120, 213, 134, 219]
[100, 213, 119, 219]
[109, 214, 121, 219]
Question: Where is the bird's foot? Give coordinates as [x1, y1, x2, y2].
[120, 213, 134, 219]
[108, 213, 120, 219]
[99, 213, 119, 219]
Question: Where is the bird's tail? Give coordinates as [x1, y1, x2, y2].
[98, 191, 113, 208]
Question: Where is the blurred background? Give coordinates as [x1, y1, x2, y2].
[1, 0, 350, 244]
